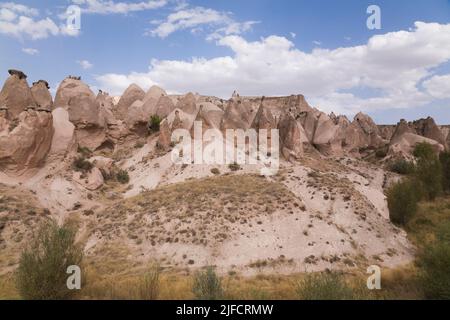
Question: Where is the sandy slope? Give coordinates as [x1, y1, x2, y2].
[0, 138, 415, 276]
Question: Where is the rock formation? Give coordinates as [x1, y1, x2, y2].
[31, 80, 53, 111]
[115, 84, 145, 120]
[154, 95, 176, 119]
[278, 113, 304, 159]
[221, 95, 255, 130]
[176, 92, 197, 115]
[412, 117, 447, 149]
[0, 69, 36, 119]
[389, 118, 445, 157]
[0, 110, 54, 173]
[54, 77, 107, 150]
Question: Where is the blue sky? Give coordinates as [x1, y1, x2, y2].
[1, 0, 450, 124]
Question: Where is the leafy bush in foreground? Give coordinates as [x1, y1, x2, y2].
[296, 272, 354, 300]
[16, 220, 83, 300]
[137, 264, 160, 300]
[418, 222, 450, 299]
[192, 266, 223, 300]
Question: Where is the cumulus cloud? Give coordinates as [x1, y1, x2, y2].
[77, 60, 93, 69]
[0, 2, 79, 39]
[423, 74, 450, 99]
[96, 72, 157, 95]
[149, 5, 258, 39]
[22, 47, 39, 55]
[96, 21, 450, 115]
[71, 0, 167, 14]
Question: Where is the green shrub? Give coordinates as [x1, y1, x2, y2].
[389, 159, 415, 175]
[73, 157, 93, 172]
[137, 264, 160, 300]
[148, 115, 162, 133]
[77, 146, 92, 158]
[116, 169, 130, 184]
[134, 141, 145, 149]
[413, 142, 436, 161]
[414, 143, 443, 200]
[418, 222, 450, 299]
[16, 220, 83, 300]
[440, 151, 450, 192]
[228, 162, 241, 172]
[296, 272, 354, 300]
[192, 266, 223, 300]
[375, 147, 388, 159]
[387, 179, 419, 225]
[210, 168, 220, 175]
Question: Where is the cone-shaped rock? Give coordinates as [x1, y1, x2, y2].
[154, 95, 176, 119]
[31, 80, 53, 111]
[54, 77, 103, 127]
[176, 92, 197, 115]
[412, 117, 447, 148]
[0, 70, 36, 119]
[115, 84, 145, 120]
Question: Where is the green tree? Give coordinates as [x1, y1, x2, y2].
[16, 220, 83, 300]
[413, 143, 443, 200]
[387, 179, 419, 225]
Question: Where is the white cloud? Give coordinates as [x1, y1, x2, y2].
[423, 74, 450, 99]
[149, 6, 258, 40]
[71, 0, 167, 14]
[290, 32, 296, 39]
[96, 21, 450, 116]
[22, 47, 39, 55]
[0, 2, 39, 16]
[313, 40, 322, 46]
[0, 2, 78, 40]
[77, 60, 94, 69]
[96, 72, 157, 95]
[0, 8, 17, 21]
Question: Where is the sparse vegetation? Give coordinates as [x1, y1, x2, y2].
[77, 146, 92, 158]
[73, 157, 93, 172]
[134, 141, 145, 149]
[192, 266, 224, 300]
[210, 168, 220, 175]
[116, 169, 130, 184]
[228, 162, 241, 171]
[389, 159, 415, 175]
[375, 146, 388, 158]
[296, 272, 355, 300]
[15, 220, 83, 300]
[137, 264, 160, 300]
[148, 115, 162, 133]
